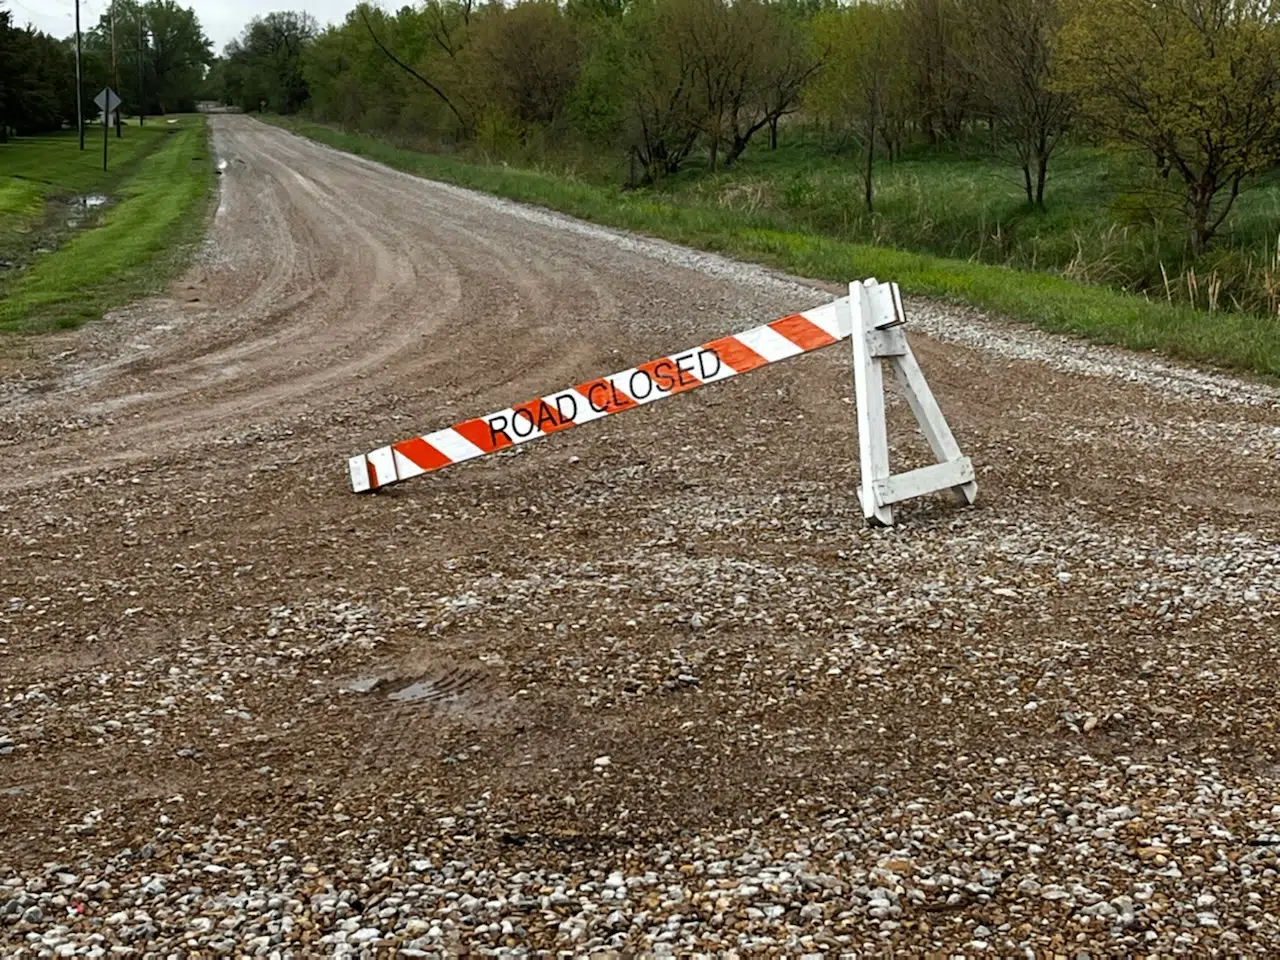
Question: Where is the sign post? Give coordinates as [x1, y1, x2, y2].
[93, 88, 122, 173]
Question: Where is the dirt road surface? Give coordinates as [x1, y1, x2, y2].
[3, 114, 1279, 956]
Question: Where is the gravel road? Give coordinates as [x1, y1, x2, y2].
[2, 114, 1279, 957]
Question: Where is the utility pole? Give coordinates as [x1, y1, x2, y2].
[111, 2, 122, 136]
[137, 11, 145, 127]
[75, 0, 84, 149]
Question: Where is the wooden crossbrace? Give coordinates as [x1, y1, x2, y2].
[844, 278, 977, 526]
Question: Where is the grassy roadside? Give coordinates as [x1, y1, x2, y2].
[669, 139, 1280, 318]
[0, 119, 217, 333]
[264, 115, 1279, 380]
[0, 122, 169, 220]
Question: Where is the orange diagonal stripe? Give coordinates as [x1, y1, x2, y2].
[575, 378, 637, 415]
[455, 418, 512, 453]
[512, 397, 576, 435]
[703, 336, 767, 374]
[394, 437, 452, 472]
[769, 313, 837, 351]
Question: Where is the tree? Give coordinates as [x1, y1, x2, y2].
[575, 0, 704, 181]
[357, 2, 474, 136]
[904, 0, 973, 145]
[809, 3, 909, 211]
[84, 1, 210, 115]
[753, 8, 823, 153]
[299, 22, 380, 129]
[223, 10, 316, 114]
[468, 1, 581, 131]
[0, 13, 81, 137]
[0, 7, 18, 140]
[666, 0, 749, 172]
[1057, 0, 1280, 252]
[723, 1, 822, 163]
[962, 0, 1073, 206]
[142, 0, 212, 111]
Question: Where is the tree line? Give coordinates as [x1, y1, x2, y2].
[209, 0, 1280, 256]
[0, 0, 211, 141]
[6, 0, 1278, 259]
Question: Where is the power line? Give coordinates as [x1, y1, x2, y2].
[8, 0, 72, 19]
[8, 0, 101, 34]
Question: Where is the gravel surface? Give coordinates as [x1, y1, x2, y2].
[2, 114, 1278, 956]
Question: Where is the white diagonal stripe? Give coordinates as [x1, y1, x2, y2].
[426, 429, 486, 462]
[735, 324, 805, 362]
[803, 298, 849, 340]
[560, 390, 609, 424]
[393, 451, 427, 480]
[349, 456, 371, 493]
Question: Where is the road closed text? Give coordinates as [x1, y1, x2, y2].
[485, 347, 723, 446]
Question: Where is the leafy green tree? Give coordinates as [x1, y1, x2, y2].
[668, 0, 754, 171]
[300, 20, 385, 129]
[904, 0, 974, 145]
[571, 0, 704, 180]
[808, 3, 909, 210]
[0, 12, 81, 137]
[617, 0, 704, 180]
[143, 0, 212, 111]
[349, 1, 478, 137]
[469, 1, 581, 131]
[0, 7, 21, 140]
[223, 11, 317, 114]
[744, 5, 822, 154]
[1057, 0, 1280, 252]
[961, 0, 1073, 207]
[87, 1, 211, 115]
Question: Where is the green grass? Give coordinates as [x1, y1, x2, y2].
[264, 115, 1279, 379]
[0, 118, 216, 331]
[665, 136, 1280, 316]
[0, 177, 45, 218]
[0, 121, 173, 200]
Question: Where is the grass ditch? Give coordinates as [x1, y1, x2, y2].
[264, 115, 1279, 380]
[0, 118, 217, 333]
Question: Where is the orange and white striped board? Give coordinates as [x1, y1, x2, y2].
[348, 296, 852, 492]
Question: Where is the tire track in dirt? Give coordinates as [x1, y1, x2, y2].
[0, 117, 639, 490]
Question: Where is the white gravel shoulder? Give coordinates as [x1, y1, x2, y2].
[367, 159, 1280, 410]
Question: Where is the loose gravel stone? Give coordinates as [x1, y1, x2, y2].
[1, 115, 1277, 957]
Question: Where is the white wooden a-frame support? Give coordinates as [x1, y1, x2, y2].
[844, 279, 977, 526]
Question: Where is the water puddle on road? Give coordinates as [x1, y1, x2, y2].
[339, 664, 508, 720]
[342, 676, 383, 694]
[66, 195, 110, 228]
[387, 680, 444, 703]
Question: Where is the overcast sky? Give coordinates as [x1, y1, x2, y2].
[9, 0, 353, 53]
